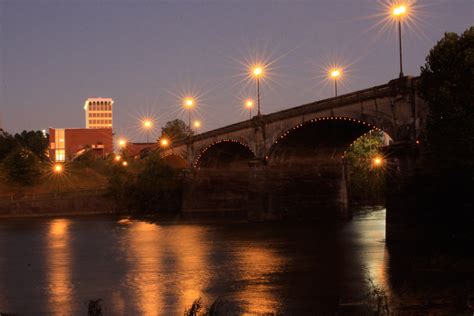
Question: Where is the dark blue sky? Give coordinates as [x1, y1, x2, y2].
[1, 0, 472, 141]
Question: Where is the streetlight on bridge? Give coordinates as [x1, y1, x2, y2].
[142, 119, 153, 143]
[391, 4, 408, 78]
[245, 99, 254, 120]
[183, 97, 195, 138]
[329, 68, 342, 97]
[251, 66, 264, 116]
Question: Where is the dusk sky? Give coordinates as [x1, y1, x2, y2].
[0, 0, 472, 141]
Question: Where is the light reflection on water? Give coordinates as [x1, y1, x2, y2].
[46, 219, 73, 316]
[0, 209, 391, 315]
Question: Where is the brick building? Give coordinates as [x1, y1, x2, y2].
[49, 127, 113, 161]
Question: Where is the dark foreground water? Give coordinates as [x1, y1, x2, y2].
[0, 209, 472, 315]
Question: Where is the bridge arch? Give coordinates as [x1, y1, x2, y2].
[267, 116, 387, 165]
[194, 139, 256, 169]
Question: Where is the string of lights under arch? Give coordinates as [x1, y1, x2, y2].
[193, 139, 256, 168]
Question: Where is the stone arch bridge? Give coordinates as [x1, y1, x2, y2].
[159, 76, 427, 241]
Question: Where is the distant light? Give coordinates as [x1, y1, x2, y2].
[193, 120, 201, 128]
[372, 156, 383, 167]
[392, 5, 407, 16]
[118, 138, 127, 147]
[160, 138, 169, 147]
[53, 163, 63, 173]
[114, 155, 121, 161]
[122, 161, 128, 167]
[246, 99, 254, 108]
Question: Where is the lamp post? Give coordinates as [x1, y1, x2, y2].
[392, 5, 407, 78]
[245, 99, 253, 120]
[252, 67, 263, 116]
[142, 120, 153, 143]
[329, 68, 342, 97]
[183, 98, 194, 137]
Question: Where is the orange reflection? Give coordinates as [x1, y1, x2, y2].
[355, 209, 390, 293]
[126, 221, 163, 315]
[166, 226, 210, 311]
[236, 245, 284, 314]
[47, 219, 73, 315]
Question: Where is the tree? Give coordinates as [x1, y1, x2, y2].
[131, 152, 180, 212]
[418, 27, 474, 173]
[160, 119, 194, 141]
[0, 129, 18, 161]
[3, 147, 42, 189]
[14, 130, 49, 161]
[417, 26, 473, 238]
[345, 131, 386, 205]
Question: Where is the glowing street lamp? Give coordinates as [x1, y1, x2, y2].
[391, 4, 408, 78]
[53, 163, 63, 174]
[251, 66, 263, 116]
[329, 68, 342, 97]
[118, 138, 127, 148]
[193, 120, 201, 129]
[114, 155, 122, 162]
[160, 138, 169, 147]
[245, 99, 253, 120]
[122, 161, 128, 167]
[142, 119, 153, 143]
[372, 156, 383, 168]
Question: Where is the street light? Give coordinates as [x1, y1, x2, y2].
[122, 161, 128, 167]
[114, 155, 122, 162]
[160, 138, 169, 147]
[372, 156, 383, 168]
[193, 120, 201, 129]
[391, 4, 408, 78]
[142, 119, 153, 143]
[329, 68, 342, 97]
[245, 99, 253, 120]
[183, 97, 195, 136]
[251, 66, 263, 116]
[53, 163, 63, 174]
[118, 138, 127, 148]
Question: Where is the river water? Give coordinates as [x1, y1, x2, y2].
[0, 209, 471, 315]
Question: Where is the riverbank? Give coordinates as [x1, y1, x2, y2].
[0, 189, 114, 218]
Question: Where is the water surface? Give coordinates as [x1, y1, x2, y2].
[0, 210, 470, 315]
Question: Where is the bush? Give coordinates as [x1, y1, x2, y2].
[3, 147, 42, 190]
[107, 152, 182, 213]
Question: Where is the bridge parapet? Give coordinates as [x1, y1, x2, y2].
[161, 76, 425, 167]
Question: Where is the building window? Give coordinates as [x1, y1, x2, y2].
[55, 149, 65, 162]
[54, 129, 65, 161]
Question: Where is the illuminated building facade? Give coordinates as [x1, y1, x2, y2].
[49, 127, 113, 161]
[84, 98, 113, 129]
